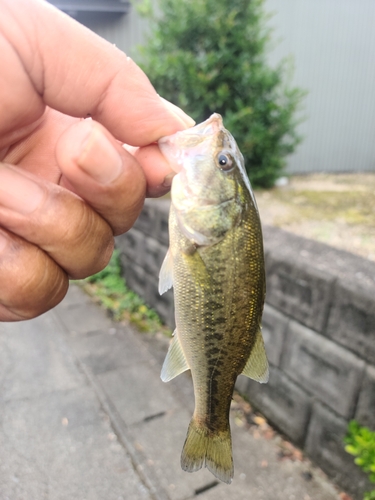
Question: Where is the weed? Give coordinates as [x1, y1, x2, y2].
[344, 420, 375, 500]
[76, 250, 171, 335]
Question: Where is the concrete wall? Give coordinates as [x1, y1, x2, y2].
[116, 199, 375, 499]
[266, 0, 375, 175]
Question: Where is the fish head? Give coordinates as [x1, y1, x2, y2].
[159, 114, 254, 246]
[159, 113, 245, 206]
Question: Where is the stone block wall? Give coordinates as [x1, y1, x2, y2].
[116, 199, 375, 499]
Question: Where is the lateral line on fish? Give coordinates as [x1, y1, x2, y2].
[207, 338, 224, 424]
[207, 226, 237, 424]
[202, 245, 224, 425]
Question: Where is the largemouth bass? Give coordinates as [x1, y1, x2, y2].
[158, 113, 268, 484]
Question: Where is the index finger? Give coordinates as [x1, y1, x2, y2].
[1, 0, 194, 146]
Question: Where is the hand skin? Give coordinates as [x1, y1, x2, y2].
[0, 0, 194, 321]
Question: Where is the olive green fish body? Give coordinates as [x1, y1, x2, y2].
[158, 114, 268, 484]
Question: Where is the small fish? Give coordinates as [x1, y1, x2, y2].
[158, 113, 268, 484]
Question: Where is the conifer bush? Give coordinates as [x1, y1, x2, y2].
[138, 0, 305, 188]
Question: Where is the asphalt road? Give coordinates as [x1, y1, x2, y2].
[0, 285, 345, 500]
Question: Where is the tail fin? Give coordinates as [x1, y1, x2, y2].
[181, 418, 233, 484]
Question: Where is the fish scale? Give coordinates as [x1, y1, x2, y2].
[158, 113, 269, 484]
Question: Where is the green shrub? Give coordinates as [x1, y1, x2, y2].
[345, 420, 375, 500]
[138, 0, 305, 188]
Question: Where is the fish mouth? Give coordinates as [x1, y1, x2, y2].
[176, 113, 223, 138]
[158, 114, 224, 173]
[158, 135, 211, 174]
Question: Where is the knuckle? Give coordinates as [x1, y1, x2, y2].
[0, 233, 68, 320]
[64, 204, 114, 279]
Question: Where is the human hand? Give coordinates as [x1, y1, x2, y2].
[0, 0, 194, 321]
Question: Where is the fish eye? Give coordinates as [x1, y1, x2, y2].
[217, 153, 233, 171]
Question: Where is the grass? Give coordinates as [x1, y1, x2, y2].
[254, 173, 375, 260]
[76, 250, 171, 335]
[265, 188, 375, 227]
[345, 420, 375, 500]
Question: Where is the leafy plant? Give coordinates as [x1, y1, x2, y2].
[137, 0, 305, 188]
[78, 250, 169, 334]
[345, 420, 375, 500]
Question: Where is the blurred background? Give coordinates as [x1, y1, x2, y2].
[49, 0, 375, 176]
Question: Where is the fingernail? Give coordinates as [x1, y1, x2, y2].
[0, 166, 44, 214]
[160, 97, 196, 128]
[162, 172, 176, 188]
[77, 126, 122, 184]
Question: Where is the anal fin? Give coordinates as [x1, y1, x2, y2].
[241, 327, 269, 383]
[161, 329, 189, 382]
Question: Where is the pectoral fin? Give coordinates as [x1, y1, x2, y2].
[241, 327, 269, 383]
[161, 330, 190, 382]
[176, 204, 232, 247]
[159, 248, 174, 295]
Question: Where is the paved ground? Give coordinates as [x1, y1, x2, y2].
[0, 285, 345, 500]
